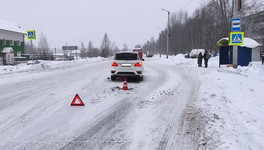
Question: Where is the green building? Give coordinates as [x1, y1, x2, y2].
[0, 19, 26, 65]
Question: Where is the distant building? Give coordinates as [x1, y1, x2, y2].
[243, 11, 264, 46]
[0, 19, 26, 65]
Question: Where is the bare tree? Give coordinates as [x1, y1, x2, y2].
[239, 0, 264, 16]
[80, 41, 86, 58]
[25, 42, 37, 54]
[38, 32, 51, 60]
[122, 43, 128, 51]
[142, 0, 264, 55]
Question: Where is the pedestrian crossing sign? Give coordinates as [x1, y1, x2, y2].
[27, 30, 36, 40]
[230, 32, 244, 45]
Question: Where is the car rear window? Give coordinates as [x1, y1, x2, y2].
[115, 53, 139, 60]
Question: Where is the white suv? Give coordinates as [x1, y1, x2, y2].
[111, 51, 144, 81]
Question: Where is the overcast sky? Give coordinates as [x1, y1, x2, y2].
[1, 0, 202, 50]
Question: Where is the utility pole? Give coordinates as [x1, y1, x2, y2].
[54, 48, 56, 60]
[162, 8, 170, 59]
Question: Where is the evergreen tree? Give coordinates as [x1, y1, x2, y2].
[122, 43, 128, 51]
[87, 40, 94, 57]
[100, 33, 111, 57]
[80, 42, 86, 58]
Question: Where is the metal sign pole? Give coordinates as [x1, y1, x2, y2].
[233, 0, 238, 68]
[30, 40, 33, 60]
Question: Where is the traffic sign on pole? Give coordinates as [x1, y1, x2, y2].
[230, 32, 244, 45]
[27, 30, 36, 40]
[231, 18, 241, 31]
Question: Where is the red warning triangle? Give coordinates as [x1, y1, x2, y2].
[71, 94, 85, 106]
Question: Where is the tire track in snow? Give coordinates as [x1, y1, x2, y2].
[0, 62, 106, 111]
[125, 62, 190, 150]
[156, 67, 201, 150]
[0, 62, 110, 149]
[1, 60, 200, 150]
[59, 61, 171, 150]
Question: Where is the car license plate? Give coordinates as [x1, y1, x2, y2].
[121, 64, 132, 67]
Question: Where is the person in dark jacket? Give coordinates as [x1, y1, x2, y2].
[197, 52, 203, 67]
[261, 53, 264, 65]
[260, 51, 264, 65]
[203, 50, 210, 68]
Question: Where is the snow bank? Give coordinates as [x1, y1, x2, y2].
[182, 55, 264, 149]
[151, 54, 264, 149]
[150, 54, 193, 65]
[0, 57, 109, 75]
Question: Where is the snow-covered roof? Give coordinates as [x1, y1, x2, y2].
[217, 37, 262, 48]
[71, 50, 81, 54]
[2, 47, 14, 53]
[0, 19, 26, 34]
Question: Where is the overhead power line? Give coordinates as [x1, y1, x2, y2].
[180, 0, 194, 10]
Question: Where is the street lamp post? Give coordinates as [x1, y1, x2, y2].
[162, 8, 170, 59]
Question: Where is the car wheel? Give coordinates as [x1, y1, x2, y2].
[111, 76, 116, 81]
[138, 76, 143, 81]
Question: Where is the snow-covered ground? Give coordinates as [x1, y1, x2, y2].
[153, 55, 264, 149]
[0, 57, 108, 75]
[0, 54, 263, 150]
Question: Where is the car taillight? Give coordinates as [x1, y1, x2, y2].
[134, 62, 142, 67]
[111, 62, 118, 67]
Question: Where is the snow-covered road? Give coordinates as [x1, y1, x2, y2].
[0, 55, 264, 150]
[0, 58, 201, 150]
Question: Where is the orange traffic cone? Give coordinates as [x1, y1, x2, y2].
[122, 78, 129, 90]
